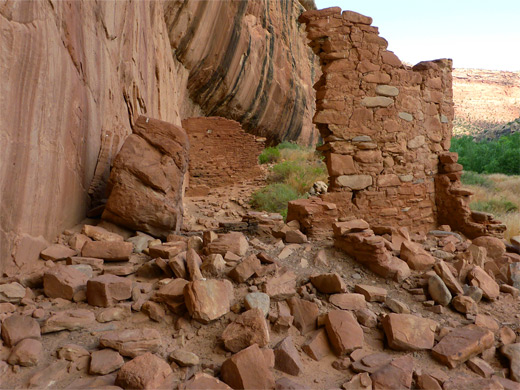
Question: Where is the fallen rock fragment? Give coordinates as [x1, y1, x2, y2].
[90, 349, 124, 375]
[170, 349, 199, 367]
[7, 338, 42, 367]
[43, 265, 88, 300]
[310, 272, 346, 294]
[287, 296, 318, 335]
[428, 275, 452, 306]
[115, 352, 172, 389]
[1, 314, 41, 347]
[179, 373, 231, 389]
[325, 310, 363, 355]
[354, 284, 387, 302]
[82, 225, 124, 242]
[40, 244, 77, 261]
[302, 328, 333, 361]
[467, 356, 494, 378]
[400, 241, 435, 270]
[452, 295, 478, 314]
[228, 254, 261, 283]
[222, 308, 270, 352]
[42, 309, 95, 333]
[468, 266, 500, 300]
[434, 261, 464, 295]
[432, 325, 494, 368]
[207, 232, 249, 256]
[342, 372, 372, 390]
[244, 292, 270, 317]
[57, 344, 90, 361]
[221, 344, 275, 390]
[0, 282, 27, 303]
[285, 229, 307, 244]
[329, 293, 366, 310]
[87, 274, 132, 307]
[501, 343, 520, 382]
[27, 360, 68, 389]
[275, 377, 311, 390]
[184, 279, 233, 323]
[382, 313, 437, 351]
[82, 241, 133, 261]
[263, 269, 297, 300]
[370, 355, 414, 390]
[96, 305, 132, 323]
[99, 328, 162, 358]
[274, 336, 303, 376]
[472, 236, 506, 261]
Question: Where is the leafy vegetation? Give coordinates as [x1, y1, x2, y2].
[251, 142, 327, 218]
[460, 171, 495, 189]
[450, 133, 520, 175]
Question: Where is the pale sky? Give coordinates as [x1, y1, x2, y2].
[314, 0, 520, 71]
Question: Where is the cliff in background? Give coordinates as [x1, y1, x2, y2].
[453, 68, 520, 135]
[0, 0, 318, 276]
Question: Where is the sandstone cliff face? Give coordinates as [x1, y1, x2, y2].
[453, 68, 520, 133]
[0, 0, 317, 276]
[165, 0, 319, 144]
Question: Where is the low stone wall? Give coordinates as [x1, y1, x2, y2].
[182, 117, 264, 196]
[299, 8, 454, 233]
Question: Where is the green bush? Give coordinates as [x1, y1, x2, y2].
[450, 133, 520, 175]
[470, 199, 518, 214]
[258, 147, 281, 164]
[277, 141, 301, 150]
[461, 171, 495, 189]
[250, 183, 301, 218]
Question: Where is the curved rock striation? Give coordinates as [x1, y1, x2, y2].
[0, 0, 318, 275]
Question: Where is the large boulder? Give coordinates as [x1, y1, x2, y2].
[102, 115, 189, 237]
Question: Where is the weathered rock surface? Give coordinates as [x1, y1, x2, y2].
[43, 265, 88, 301]
[221, 344, 275, 389]
[102, 116, 189, 237]
[99, 328, 162, 358]
[325, 310, 364, 355]
[184, 279, 233, 323]
[274, 336, 304, 376]
[7, 338, 42, 367]
[222, 308, 270, 353]
[41, 309, 95, 333]
[115, 352, 172, 389]
[382, 314, 437, 351]
[1, 314, 41, 347]
[0, 0, 318, 276]
[87, 274, 132, 307]
[89, 349, 124, 375]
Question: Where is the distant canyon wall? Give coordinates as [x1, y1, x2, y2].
[0, 0, 318, 276]
[453, 68, 520, 133]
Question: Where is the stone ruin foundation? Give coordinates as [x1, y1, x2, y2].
[181, 117, 265, 197]
[288, 8, 505, 244]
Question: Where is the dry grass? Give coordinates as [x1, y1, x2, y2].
[462, 172, 520, 241]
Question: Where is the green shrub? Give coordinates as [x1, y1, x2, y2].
[269, 160, 327, 194]
[450, 133, 520, 175]
[461, 171, 495, 189]
[470, 199, 518, 214]
[276, 141, 301, 150]
[258, 147, 281, 164]
[250, 183, 301, 218]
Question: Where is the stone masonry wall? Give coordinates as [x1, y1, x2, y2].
[299, 8, 454, 234]
[182, 117, 264, 196]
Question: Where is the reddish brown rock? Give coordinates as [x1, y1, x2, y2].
[41, 309, 95, 333]
[82, 225, 124, 242]
[40, 244, 77, 261]
[222, 309, 270, 353]
[207, 232, 249, 256]
[371, 355, 414, 390]
[89, 349, 124, 375]
[381, 314, 437, 351]
[432, 325, 495, 368]
[7, 338, 42, 367]
[228, 254, 261, 284]
[467, 357, 494, 378]
[184, 279, 233, 323]
[115, 352, 172, 389]
[221, 344, 275, 390]
[102, 116, 188, 237]
[99, 328, 161, 358]
[452, 295, 478, 314]
[180, 373, 232, 390]
[472, 236, 506, 260]
[501, 343, 520, 382]
[43, 265, 88, 300]
[87, 274, 132, 307]
[82, 241, 133, 261]
[468, 266, 500, 300]
[274, 336, 303, 376]
[1, 314, 41, 347]
[400, 241, 435, 270]
[329, 293, 367, 310]
[285, 229, 308, 244]
[186, 248, 203, 281]
[287, 297, 319, 335]
[302, 329, 333, 361]
[153, 278, 188, 310]
[310, 272, 347, 294]
[434, 261, 464, 295]
[325, 310, 364, 355]
[263, 269, 297, 301]
[354, 284, 387, 302]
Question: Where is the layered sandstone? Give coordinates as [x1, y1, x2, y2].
[0, 0, 318, 276]
[453, 68, 520, 134]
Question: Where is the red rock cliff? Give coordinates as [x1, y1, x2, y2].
[0, 0, 318, 275]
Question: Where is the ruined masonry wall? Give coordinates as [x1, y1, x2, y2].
[299, 8, 454, 233]
[181, 117, 264, 195]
